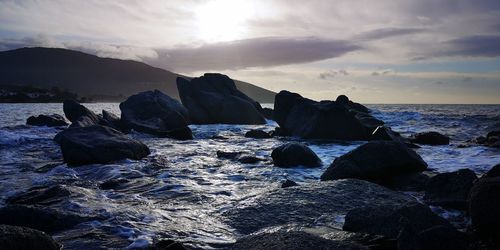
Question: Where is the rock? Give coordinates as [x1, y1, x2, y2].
[102, 110, 129, 133]
[487, 130, 500, 139]
[271, 143, 321, 168]
[281, 179, 298, 188]
[423, 169, 477, 209]
[216, 150, 242, 160]
[353, 111, 384, 133]
[0, 205, 95, 233]
[120, 90, 192, 139]
[54, 125, 150, 166]
[482, 163, 500, 178]
[343, 203, 452, 239]
[26, 114, 68, 127]
[391, 172, 432, 192]
[232, 229, 368, 250]
[320, 141, 428, 185]
[7, 185, 72, 206]
[223, 179, 417, 234]
[0, 224, 61, 250]
[270, 127, 289, 137]
[216, 151, 264, 164]
[273, 90, 380, 140]
[176, 73, 266, 124]
[70, 115, 99, 128]
[336, 94, 370, 113]
[261, 107, 274, 120]
[398, 225, 470, 250]
[237, 155, 264, 164]
[63, 100, 101, 126]
[469, 176, 500, 242]
[409, 131, 450, 145]
[244, 129, 272, 139]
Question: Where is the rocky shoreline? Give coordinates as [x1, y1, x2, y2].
[1, 73, 499, 249]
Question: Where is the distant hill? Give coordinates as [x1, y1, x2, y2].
[0, 47, 276, 103]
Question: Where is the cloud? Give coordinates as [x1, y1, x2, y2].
[371, 69, 394, 76]
[319, 69, 349, 79]
[440, 35, 500, 57]
[147, 36, 361, 72]
[355, 28, 426, 41]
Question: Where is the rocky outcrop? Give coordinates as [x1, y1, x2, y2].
[409, 131, 450, 145]
[120, 90, 192, 139]
[176, 73, 266, 124]
[54, 125, 150, 166]
[273, 91, 382, 140]
[244, 129, 272, 139]
[26, 114, 68, 127]
[320, 141, 428, 185]
[223, 179, 417, 234]
[0, 224, 61, 250]
[63, 100, 101, 127]
[271, 142, 321, 168]
[423, 169, 477, 209]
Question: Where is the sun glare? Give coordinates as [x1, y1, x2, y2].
[195, 0, 254, 42]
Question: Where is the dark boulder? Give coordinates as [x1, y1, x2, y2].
[54, 125, 150, 166]
[261, 107, 274, 120]
[371, 126, 403, 142]
[237, 155, 264, 164]
[398, 225, 470, 250]
[410, 131, 450, 145]
[390, 172, 432, 192]
[482, 163, 500, 178]
[336, 94, 370, 113]
[176, 73, 266, 124]
[102, 110, 129, 133]
[216, 151, 264, 164]
[281, 179, 298, 188]
[26, 114, 68, 127]
[245, 129, 272, 139]
[423, 169, 477, 209]
[120, 90, 192, 139]
[320, 141, 428, 185]
[343, 203, 452, 239]
[273, 90, 380, 140]
[0, 224, 61, 250]
[469, 176, 500, 242]
[271, 142, 321, 168]
[63, 100, 101, 126]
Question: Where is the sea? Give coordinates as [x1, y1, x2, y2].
[0, 103, 499, 249]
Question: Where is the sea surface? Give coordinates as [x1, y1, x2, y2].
[0, 103, 499, 249]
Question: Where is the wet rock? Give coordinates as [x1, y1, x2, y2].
[482, 163, 500, 178]
[273, 90, 373, 140]
[353, 111, 384, 133]
[54, 125, 150, 166]
[0, 205, 96, 233]
[26, 114, 68, 127]
[469, 175, 500, 243]
[244, 129, 272, 139]
[216, 150, 242, 160]
[423, 168, 477, 209]
[63, 100, 101, 127]
[398, 225, 470, 250]
[7, 185, 73, 206]
[224, 179, 417, 234]
[102, 110, 129, 133]
[271, 142, 321, 168]
[216, 151, 264, 164]
[0, 224, 61, 250]
[320, 141, 428, 185]
[343, 203, 452, 239]
[120, 90, 192, 139]
[409, 131, 450, 145]
[99, 178, 130, 190]
[281, 179, 298, 188]
[261, 107, 274, 120]
[149, 239, 187, 250]
[237, 155, 264, 164]
[177, 73, 266, 124]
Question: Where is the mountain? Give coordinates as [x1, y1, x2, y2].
[0, 47, 276, 103]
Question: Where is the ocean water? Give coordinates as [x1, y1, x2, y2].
[0, 103, 499, 248]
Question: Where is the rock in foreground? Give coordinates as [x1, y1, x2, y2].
[469, 171, 500, 243]
[271, 142, 321, 167]
[320, 141, 428, 185]
[424, 168, 477, 209]
[177, 73, 266, 124]
[26, 114, 68, 127]
[120, 90, 192, 139]
[54, 125, 150, 166]
[0, 224, 61, 250]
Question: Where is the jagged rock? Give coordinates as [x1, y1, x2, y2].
[409, 131, 450, 145]
[63, 100, 101, 127]
[245, 129, 272, 139]
[320, 141, 428, 185]
[423, 169, 477, 209]
[271, 142, 321, 168]
[54, 125, 150, 166]
[26, 114, 68, 127]
[177, 73, 266, 124]
[120, 90, 192, 139]
[0, 224, 61, 250]
[281, 179, 298, 188]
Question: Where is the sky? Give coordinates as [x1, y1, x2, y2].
[1, 0, 500, 104]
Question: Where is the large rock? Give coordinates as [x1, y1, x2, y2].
[54, 125, 150, 166]
[410, 131, 450, 145]
[63, 100, 101, 126]
[223, 179, 417, 234]
[0, 224, 61, 250]
[398, 225, 470, 250]
[423, 169, 477, 209]
[176, 73, 266, 124]
[469, 175, 500, 242]
[120, 90, 192, 139]
[273, 91, 381, 140]
[26, 114, 68, 127]
[320, 141, 428, 185]
[271, 142, 321, 167]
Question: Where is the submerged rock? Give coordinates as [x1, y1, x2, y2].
[177, 73, 266, 124]
[224, 179, 416, 234]
[271, 142, 321, 168]
[273, 90, 380, 140]
[423, 168, 477, 209]
[54, 125, 150, 166]
[244, 129, 272, 139]
[320, 141, 428, 185]
[0, 224, 61, 250]
[120, 90, 192, 139]
[26, 114, 68, 127]
[410, 131, 450, 145]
